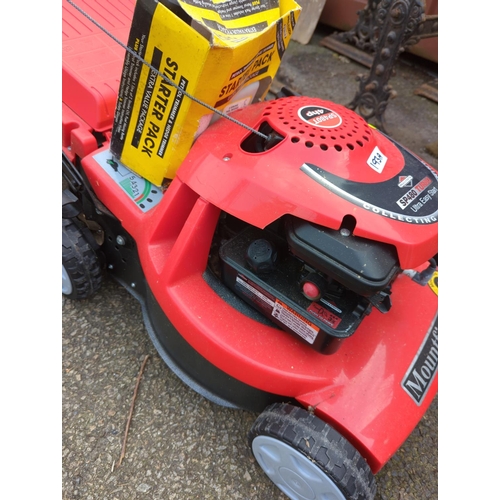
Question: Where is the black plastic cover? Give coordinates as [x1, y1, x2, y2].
[285, 217, 400, 296]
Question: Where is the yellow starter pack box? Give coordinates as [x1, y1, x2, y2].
[110, 0, 301, 186]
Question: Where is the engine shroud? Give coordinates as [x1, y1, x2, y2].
[178, 96, 438, 271]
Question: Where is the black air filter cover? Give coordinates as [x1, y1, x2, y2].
[285, 218, 400, 296]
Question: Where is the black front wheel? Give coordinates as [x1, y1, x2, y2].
[62, 218, 103, 299]
[249, 403, 376, 500]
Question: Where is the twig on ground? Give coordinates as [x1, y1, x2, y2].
[117, 355, 150, 467]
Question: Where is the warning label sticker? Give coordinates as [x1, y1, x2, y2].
[235, 274, 320, 344]
[272, 299, 319, 344]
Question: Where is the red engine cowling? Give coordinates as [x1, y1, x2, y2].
[178, 96, 438, 271]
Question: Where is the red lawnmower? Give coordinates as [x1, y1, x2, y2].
[63, 1, 438, 499]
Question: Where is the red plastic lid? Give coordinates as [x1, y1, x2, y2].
[62, 0, 135, 132]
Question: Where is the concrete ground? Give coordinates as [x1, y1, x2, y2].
[62, 23, 438, 500]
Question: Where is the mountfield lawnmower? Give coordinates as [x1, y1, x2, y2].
[62, 1, 438, 499]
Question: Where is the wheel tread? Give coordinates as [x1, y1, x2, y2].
[62, 218, 102, 299]
[249, 402, 377, 500]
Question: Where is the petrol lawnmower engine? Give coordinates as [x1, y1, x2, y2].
[211, 211, 400, 354]
[180, 95, 438, 354]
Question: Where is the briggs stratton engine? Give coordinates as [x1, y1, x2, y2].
[179, 95, 438, 354]
[211, 212, 400, 354]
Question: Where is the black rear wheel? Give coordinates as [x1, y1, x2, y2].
[62, 218, 102, 299]
[249, 403, 376, 500]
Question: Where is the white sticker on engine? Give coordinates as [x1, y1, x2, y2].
[236, 276, 274, 308]
[367, 146, 388, 173]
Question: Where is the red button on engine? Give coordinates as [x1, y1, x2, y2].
[302, 281, 321, 300]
